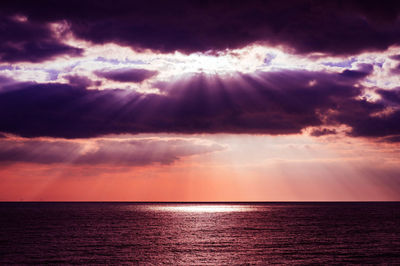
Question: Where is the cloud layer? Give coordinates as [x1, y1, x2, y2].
[0, 70, 398, 140]
[1, 1, 400, 60]
[95, 68, 158, 83]
[0, 16, 82, 63]
[0, 137, 222, 165]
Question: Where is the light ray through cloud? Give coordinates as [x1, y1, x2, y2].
[0, 1, 400, 201]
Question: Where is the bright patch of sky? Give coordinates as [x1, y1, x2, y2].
[1, 21, 400, 93]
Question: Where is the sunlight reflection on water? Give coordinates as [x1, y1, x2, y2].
[147, 204, 263, 213]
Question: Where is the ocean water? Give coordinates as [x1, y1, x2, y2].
[0, 202, 399, 265]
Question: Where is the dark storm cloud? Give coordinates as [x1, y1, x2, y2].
[377, 87, 400, 104]
[1, 0, 400, 56]
[64, 75, 101, 88]
[0, 69, 364, 138]
[347, 111, 400, 138]
[95, 68, 158, 83]
[0, 138, 223, 165]
[0, 68, 399, 140]
[339, 64, 374, 80]
[348, 87, 400, 139]
[0, 16, 82, 63]
[0, 75, 15, 89]
[380, 135, 400, 143]
[310, 128, 337, 137]
[0, 75, 33, 93]
[332, 96, 400, 138]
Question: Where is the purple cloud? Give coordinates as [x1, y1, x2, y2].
[95, 68, 158, 83]
[64, 75, 101, 88]
[377, 87, 400, 105]
[381, 135, 400, 143]
[0, 137, 223, 166]
[310, 128, 337, 137]
[0, 75, 15, 89]
[333, 95, 400, 139]
[1, 69, 394, 140]
[339, 64, 374, 80]
[390, 54, 400, 61]
[0, 16, 82, 63]
[2, 1, 400, 56]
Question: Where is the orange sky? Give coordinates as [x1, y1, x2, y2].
[1, 134, 399, 201]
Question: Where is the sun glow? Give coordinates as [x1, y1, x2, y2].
[148, 204, 259, 213]
[169, 46, 269, 75]
[7, 23, 400, 94]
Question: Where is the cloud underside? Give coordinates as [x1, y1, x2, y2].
[0, 69, 399, 140]
[95, 68, 158, 83]
[2, 1, 400, 62]
[0, 138, 222, 165]
[0, 16, 82, 63]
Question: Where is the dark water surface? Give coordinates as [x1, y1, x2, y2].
[0, 202, 399, 264]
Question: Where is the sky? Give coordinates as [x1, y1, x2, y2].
[0, 0, 400, 201]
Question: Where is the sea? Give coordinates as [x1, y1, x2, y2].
[0, 202, 399, 265]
